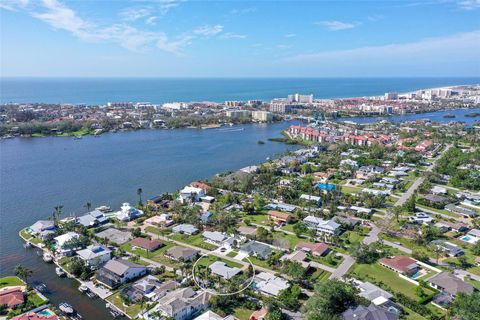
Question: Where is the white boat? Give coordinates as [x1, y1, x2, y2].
[23, 242, 32, 248]
[56, 267, 66, 277]
[59, 302, 74, 314]
[95, 205, 112, 213]
[43, 252, 53, 263]
[78, 284, 88, 293]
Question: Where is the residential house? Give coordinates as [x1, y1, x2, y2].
[295, 242, 330, 257]
[95, 228, 131, 245]
[431, 186, 448, 195]
[422, 194, 449, 208]
[265, 203, 296, 213]
[342, 304, 397, 320]
[76, 244, 112, 267]
[190, 181, 211, 193]
[209, 262, 241, 280]
[266, 210, 290, 225]
[95, 259, 147, 289]
[144, 214, 174, 227]
[54, 232, 82, 256]
[202, 231, 227, 246]
[379, 256, 419, 276]
[299, 194, 321, 206]
[356, 165, 385, 179]
[430, 240, 464, 257]
[434, 221, 468, 233]
[130, 237, 163, 252]
[178, 186, 205, 204]
[240, 241, 272, 259]
[121, 276, 177, 302]
[11, 311, 58, 320]
[280, 250, 310, 269]
[428, 272, 474, 308]
[172, 224, 198, 235]
[445, 204, 478, 219]
[237, 226, 257, 239]
[166, 246, 199, 262]
[149, 287, 211, 320]
[28, 220, 56, 240]
[254, 272, 289, 297]
[0, 288, 24, 309]
[200, 212, 214, 225]
[408, 212, 434, 225]
[303, 216, 341, 236]
[115, 202, 143, 222]
[195, 310, 235, 320]
[76, 210, 108, 228]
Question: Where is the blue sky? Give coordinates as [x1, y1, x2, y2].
[1, 0, 479, 77]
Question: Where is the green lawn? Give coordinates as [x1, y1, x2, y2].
[464, 276, 480, 290]
[227, 250, 239, 258]
[350, 263, 435, 301]
[341, 186, 361, 194]
[0, 276, 24, 289]
[106, 292, 143, 318]
[309, 268, 331, 283]
[194, 255, 242, 269]
[310, 252, 344, 268]
[145, 226, 171, 236]
[234, 307, 256, 320]
[170, 233, 218, 251]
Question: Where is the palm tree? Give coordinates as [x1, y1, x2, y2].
[53, 205, 64, 226]
[430, 244, 445, 265]
[137, 188, 143, 206]
[14, 264, 32, 287]
[84, 202, 92, 212]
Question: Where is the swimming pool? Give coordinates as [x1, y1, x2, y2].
[37, 309, 55, 316]
[461, 236, 472, 241]
[411, 271, 423, 279]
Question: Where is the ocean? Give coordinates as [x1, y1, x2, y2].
[1, 77, 479, 105]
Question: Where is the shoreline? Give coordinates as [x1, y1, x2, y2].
[2, 105, 480, 140]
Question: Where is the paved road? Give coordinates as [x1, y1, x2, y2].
[394, 144, 452, 207]
[363, 225, 380, 245]
[329, 255, 355, 280]
[454, 269, 480, 282]
[383, 240, 412, 254]
[416, 206, 471, 225]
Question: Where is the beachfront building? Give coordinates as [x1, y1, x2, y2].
[178, 186, 205, 204]
[76, 244, 112, 267]
[95, 259, 147, 289]
[115, 202, 143, 221]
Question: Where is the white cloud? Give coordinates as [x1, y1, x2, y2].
[158, 0, 183, 15]
[28, 0, 191, 53]
[315, 20, 359, 31]
[119, 7, 152, 22]
[221, 32, 247, 39]
[229, 7, 256, 15]
[194, 25, 224, 36]
[284, 33, 296, 38]
[457, 0, 480, 10]
[146, 16, 158, 25]
[0, 0, 29, 11]
[281, 30, 480, 74]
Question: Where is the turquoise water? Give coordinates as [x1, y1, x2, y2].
[37, 309, 54, 316]
[1, 77, 479, 104]
[410, 271, 423, 279]
[461, 236, 472, 241]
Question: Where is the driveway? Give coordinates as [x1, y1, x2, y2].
[234, 251, 249, 261]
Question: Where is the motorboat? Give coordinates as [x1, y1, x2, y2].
[34, 283, 47, 293]
[59, 302, 74, 314]
[56, 267, 66, 277]
[42, 252, 53, 263]
[78, 284, 88, 293]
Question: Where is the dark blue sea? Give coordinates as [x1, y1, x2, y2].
[1, 77, 479, 104]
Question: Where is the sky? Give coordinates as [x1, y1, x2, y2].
[0, 0, 479, 77]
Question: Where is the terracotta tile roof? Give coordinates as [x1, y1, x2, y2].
[130, 237, 163, 251]
[267, 210, 290, 220]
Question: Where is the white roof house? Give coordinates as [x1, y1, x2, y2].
[54, 232, 81, 254]
[303, 216, 341, 235]
[254, 272, 289, 296]
[178, 186, 205, 203]
[209, 262, 241, 280]
[172, 224, 198, 235]
[29, 220, 56, 234]
[300, 194, 321, 202]
[115, 203, 143, 222]
[76, 244, 112, 266]
[202, 231, 227, 244]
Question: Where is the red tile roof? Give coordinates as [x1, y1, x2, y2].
[379, 256, 418, 273]
[190, 181, 211, 190]
[296, 242, 330, 255]
[11, 312, 58, 320]
[0, 288, 24, 307]
[267, 210, 290, 221]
